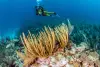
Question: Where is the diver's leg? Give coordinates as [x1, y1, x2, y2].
[47, 12, 55, 15]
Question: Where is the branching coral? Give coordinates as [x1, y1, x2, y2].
[54, 23, 69, 48]
[16, 23, 69, 67]
[38, 26, 56, 56]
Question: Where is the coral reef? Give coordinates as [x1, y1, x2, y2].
[16, 20, 100, 67]
[0, 19, 100, 67]
[69, 23, 100, 58]
[0, 38, 23, 67]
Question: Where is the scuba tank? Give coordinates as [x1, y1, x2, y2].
[36, 0, 42, 6]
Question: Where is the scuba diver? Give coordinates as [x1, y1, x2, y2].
[35, 6, 57, 16]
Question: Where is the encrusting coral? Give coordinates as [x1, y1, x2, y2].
[16, 23, 69, 67]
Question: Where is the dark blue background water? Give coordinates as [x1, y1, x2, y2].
[0, 0, 100, 38]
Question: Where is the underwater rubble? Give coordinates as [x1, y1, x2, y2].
[0, 19, 100, 67]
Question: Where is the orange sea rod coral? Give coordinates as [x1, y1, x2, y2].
[16, 23, 69, 67]
[54, 23, 69, 48]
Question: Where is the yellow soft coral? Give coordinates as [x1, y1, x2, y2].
[39, 26, 56, 56]
[17, 23, 69, 67]
[54, 23, 69, 48]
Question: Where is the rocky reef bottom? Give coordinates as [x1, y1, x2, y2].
[24, 42, 100, 67]
[0, 41, 100, 67]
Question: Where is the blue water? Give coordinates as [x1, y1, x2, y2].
[0, 0, 100, 38]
